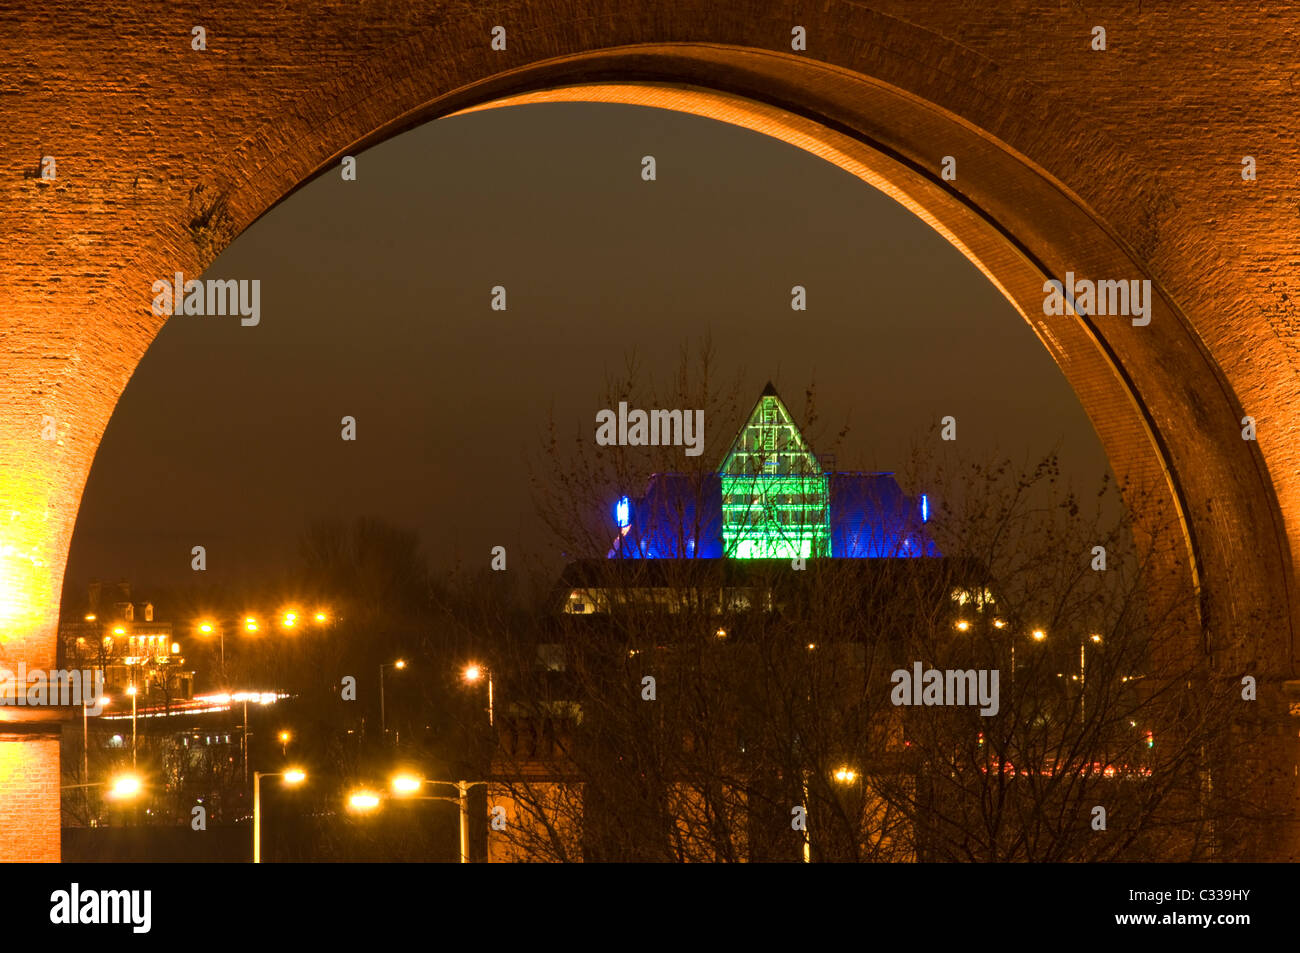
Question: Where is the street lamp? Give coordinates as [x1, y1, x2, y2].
[125, 684, 137, 767]
[63, 772, 144, 802]
[386, 775, 488, 863]
[107, 773, 142, 800]
[462, 663, 494, 727]
[1010, 627, 1047, 680]
[390, 773, 422, 795]
[379, 659, 407, 743]
[832, 766, 858, 784]
[347, 789, 382, 813]
[198, 619, 225, 679]
[253, 768, 306, 863]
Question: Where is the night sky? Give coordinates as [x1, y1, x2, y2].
[62, 102, 1109, 597]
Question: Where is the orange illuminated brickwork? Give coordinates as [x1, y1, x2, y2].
[0, 1, 1296, 860]
[0, 735, 61, 863]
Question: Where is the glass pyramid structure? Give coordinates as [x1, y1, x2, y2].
[718, 383, 831, 559]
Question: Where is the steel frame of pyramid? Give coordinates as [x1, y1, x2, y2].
[718, 384, 832, 559]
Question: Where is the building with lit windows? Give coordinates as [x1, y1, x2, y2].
[58, 580, 194, 703]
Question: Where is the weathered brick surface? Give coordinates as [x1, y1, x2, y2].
[1, 1, 1297, 859]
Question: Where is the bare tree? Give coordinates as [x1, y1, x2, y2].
[468, 346, 1238, 862]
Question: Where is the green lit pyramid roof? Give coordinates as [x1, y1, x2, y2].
[718, 383, 831, 559]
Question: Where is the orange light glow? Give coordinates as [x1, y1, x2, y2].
[391, 774, 422, 795]
[348, 790, 381, 812]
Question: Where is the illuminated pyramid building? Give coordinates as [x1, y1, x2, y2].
[609, 383, 940, 560]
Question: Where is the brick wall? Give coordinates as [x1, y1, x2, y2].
[0, 735, 61, 863]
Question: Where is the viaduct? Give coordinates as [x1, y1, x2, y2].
[1, 1, 1297, 860]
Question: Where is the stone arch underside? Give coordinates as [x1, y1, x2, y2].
[2, 2, 1296, 861]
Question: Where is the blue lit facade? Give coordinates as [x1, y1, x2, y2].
[608, 384, 940, 560]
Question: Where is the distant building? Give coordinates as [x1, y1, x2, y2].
[607, 382, 940, 561]
[59, 580, 194, 704]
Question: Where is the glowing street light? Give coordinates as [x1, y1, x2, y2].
[84, 613, 96, 622]
[386, 778, 488, 863]
[390, 773, 422, 795]
[244, 616, 259, 633]
[313, 611, 328, 624]
[462, 663, 494, 726]
[955, 620, 970, 632]
[254, 769, 307, 863]
[281, 610, 298, 629]
[348, 789, 382, 813]
[1031, 629, 1047, 642]
[833, 766, 858, 784]
[62, 771, 144, 811]
[198, 621, 213, 634]
[108, 773, 142, 800]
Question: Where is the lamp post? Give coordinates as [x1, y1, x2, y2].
[1080, 633, 1102, 715]
[387, 774, 488, 863]
[379, 659, 407, 743]
[462, 663, 493, 726]
[126, 683, 137, 767]
[1013, 627, 1048, 680]
[62, 772, 144, 800]
[800, 771, 811, 863]
[253, 769, 306, 863]
[82, 694, 110, 783]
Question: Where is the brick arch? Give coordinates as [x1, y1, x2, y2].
[3, 2, 1296, 860]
